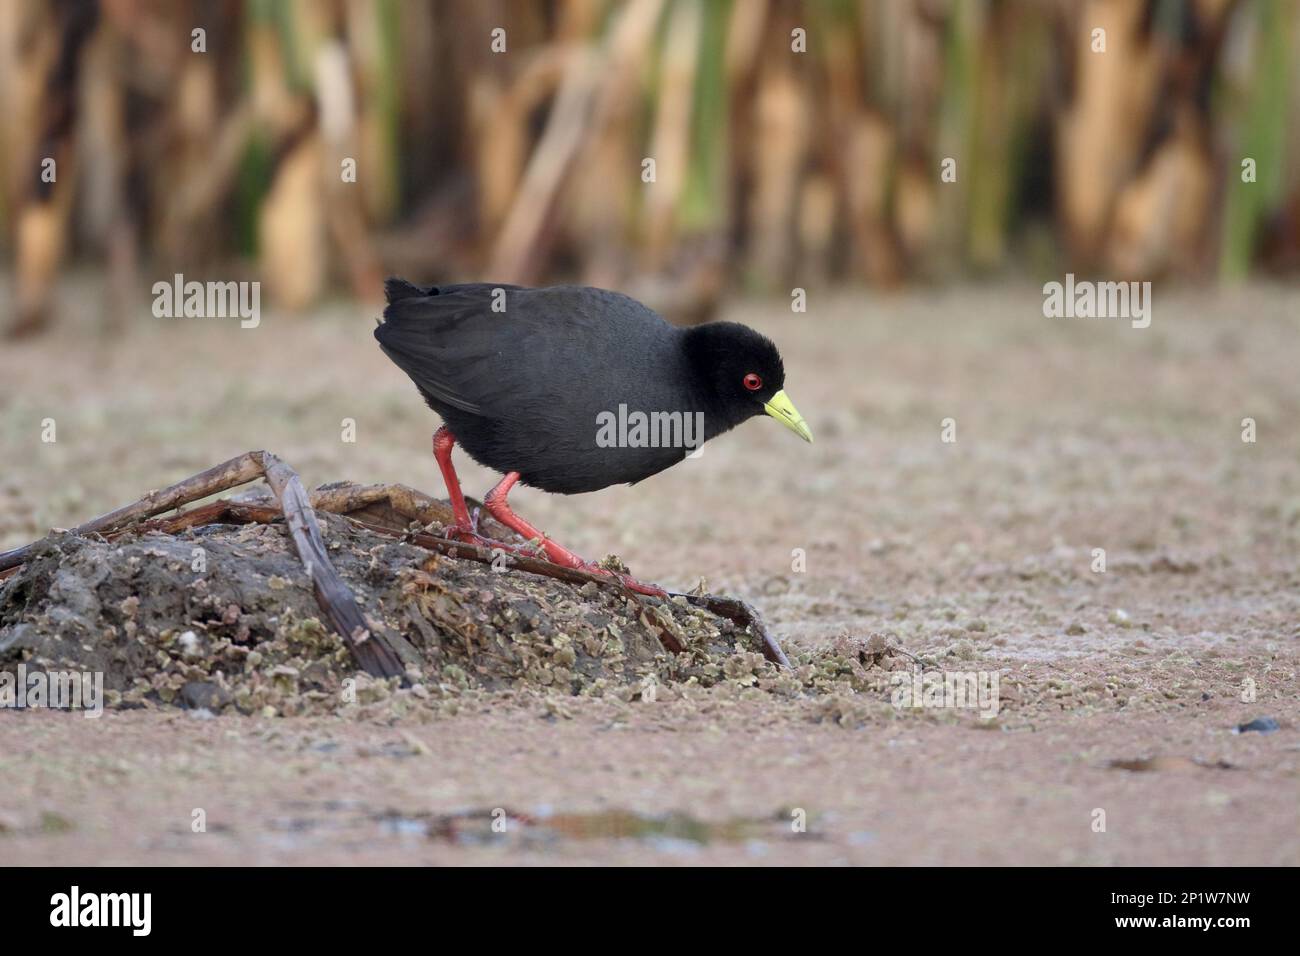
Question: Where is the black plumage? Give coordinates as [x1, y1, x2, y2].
[374, 278, 810, 594]
[375, 279, 795, 494]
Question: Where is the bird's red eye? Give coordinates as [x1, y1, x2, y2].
[743, 373, 763, 391]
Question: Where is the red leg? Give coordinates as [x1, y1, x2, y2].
[433, 430, 557, 559]
[432, 426, 475, 535]
[484, 472, 667, 597]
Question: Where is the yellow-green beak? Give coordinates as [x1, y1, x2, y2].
[763, 389, 813, 443]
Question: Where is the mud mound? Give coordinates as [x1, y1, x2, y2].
[0, 513, 906, 719]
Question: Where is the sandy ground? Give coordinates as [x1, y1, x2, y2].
[2, 276, 1298, 865]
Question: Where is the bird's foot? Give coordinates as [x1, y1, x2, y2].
[574, 560, 669, 598]
[446, 525, 665, 596]
[524, 534, 668, 598]
[477, 473, 667, 597]
[441, 521, 546, 562]
[440, 515, 498, 549]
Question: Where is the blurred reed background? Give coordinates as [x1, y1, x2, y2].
[1, 0, 1297, 337]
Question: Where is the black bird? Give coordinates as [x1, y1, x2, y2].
[375, 279, 812, 595]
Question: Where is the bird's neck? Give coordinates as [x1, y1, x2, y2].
[679, 326, 753, 441]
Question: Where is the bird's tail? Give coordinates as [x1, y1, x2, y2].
[384, 276, 435, 305]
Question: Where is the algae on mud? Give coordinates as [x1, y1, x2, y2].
[0, 511, 908, 719]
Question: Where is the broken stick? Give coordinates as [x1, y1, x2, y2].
[0, 451, 406, 679]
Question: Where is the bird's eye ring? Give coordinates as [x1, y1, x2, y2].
[743, 373, 763, 391]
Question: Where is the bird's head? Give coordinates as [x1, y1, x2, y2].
[686, 321, 813, 443]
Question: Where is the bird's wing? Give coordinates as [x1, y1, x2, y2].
[375, 284, 650, 418]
